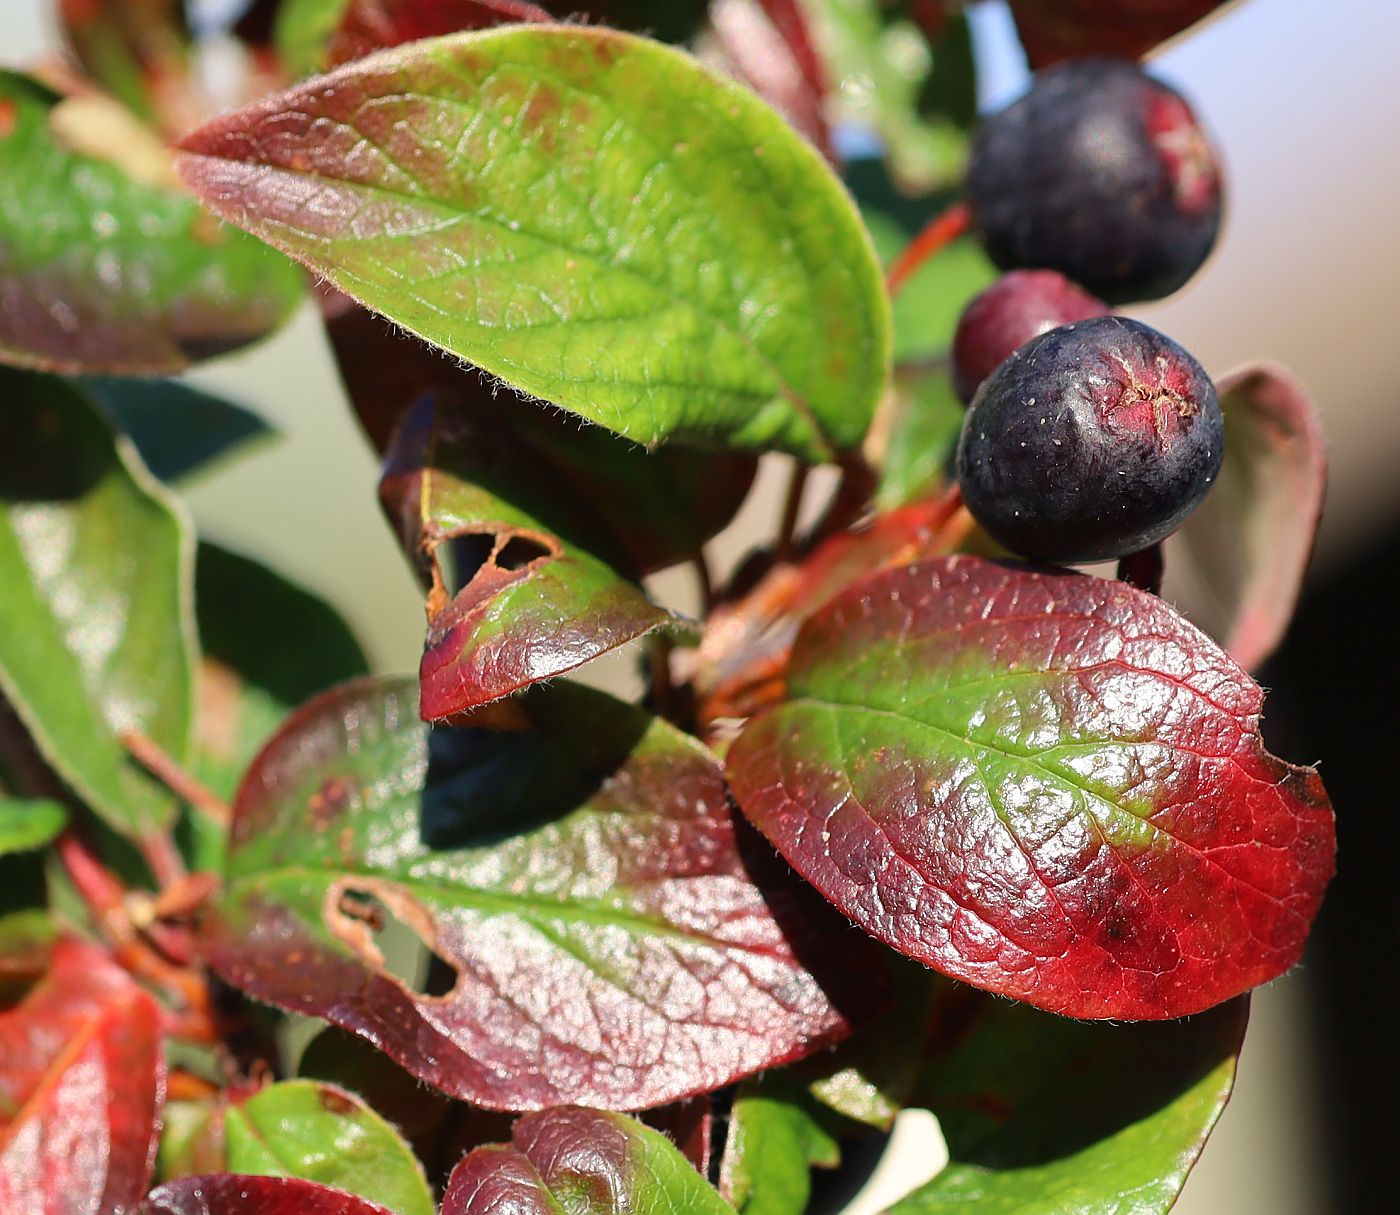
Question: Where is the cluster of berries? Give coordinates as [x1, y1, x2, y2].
[951, 58, 1225, 565]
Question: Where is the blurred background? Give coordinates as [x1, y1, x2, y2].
[4, 2, 1397, 1211]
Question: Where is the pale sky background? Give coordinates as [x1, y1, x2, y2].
[4, 2, 1395, 1212]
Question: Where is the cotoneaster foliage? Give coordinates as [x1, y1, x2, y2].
[0, 3, 1333, 1215]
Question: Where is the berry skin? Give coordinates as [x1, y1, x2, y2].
[952, 270, 1108, 404]
[966, 59, 1223, 304]
[956, 315, 1223, 564]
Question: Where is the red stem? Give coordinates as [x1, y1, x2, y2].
[886, 201, 973, 297]
[121, 728, 231, 828]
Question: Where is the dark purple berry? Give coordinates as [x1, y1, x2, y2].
[951, 270, 1108, 404]
[956, 315, 1223, 564]
[965, 59, 1223, 304]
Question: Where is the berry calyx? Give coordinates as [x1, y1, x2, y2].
[965, 58, 1224, 304]
[951, 270, 1108, 404]
[956, 315, 1223, 564]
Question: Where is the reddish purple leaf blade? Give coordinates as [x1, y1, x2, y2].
[205, 677, 878, 1110]
[144, 1174, 396, 1214]
[329, 0, 553, 67]
[1167, 363, 1327, 672]
[726, 555, 1336, 1020]
[1008, 1, 1234, 68]
[0, 938, 164, 1215]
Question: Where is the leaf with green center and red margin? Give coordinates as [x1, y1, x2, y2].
[891, 984, 1247, 1213]
[0, 369, 195, 839]
[174, 24, 890, 461]
[225, 1079, 434, 1215]
[0, 71, 302, 375]
[382, 397, 679, 718]
[58, 0, 190, 127]
[1167, 364, 1327, 672]
[1008, 1, 1233, 69]
[726, 554, 1336, 1019]
[442, 1107, 732, 1215]
[325, 290, 756, 570]
[204, 676, 877, 1110]
[278, 0, 553, 77]
[145, 1175, 397, 1215]
[0, 937, 164, 1213]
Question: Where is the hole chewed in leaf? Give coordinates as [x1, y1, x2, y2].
[324, 876, 460, 1003]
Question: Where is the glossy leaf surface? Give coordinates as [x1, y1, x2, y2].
[0, 800, 67, 856]
[146, 1174, 396, 1215]
[1009, 1, 1232, 68]
[442, 1107, 731, 1215]
[727, 555, 1336, 1019]
[382, 397, 677, 717]
[1168, 364, 1326, 672]
[892, 985, 1247, 1213]
[0, 369, 195, 837]
[0, 72, 302, 374]
[176, 25, 890, 459]
[206, 677, 872, 1109]
[226, 1079, 434, 1215]
[0, 938, 164, 1214]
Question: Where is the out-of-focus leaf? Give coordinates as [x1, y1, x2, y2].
[0, 937, 164, 1213]
[204, 676, 878, 1110]
[192, 542, 369, 801]
[720, 1074, 841, 1215]
[83, 376, 274, 483]
[155, 1098, 227, 1182]
[0, 909, 55, 991]
[0, 800, 67, 856]
[890, 985, 1247, 1213]
[382, 397, 680, 718]
[442, 1107, 731, 1215]
[873, 364, 964, 509]
[145, 1174, 397, 1214]
[0, 369, 195, 838]
[58, 0, 190, 126]
[726, 555, 1336, 1019]
[175, 25, 890, 460]
[1167, 364, 1326, 672]
[0, 72, 303, 374]
[279, 0, 553, 76]
[1009, 1, 1233, 69]
[225, 1079, 434, 1215]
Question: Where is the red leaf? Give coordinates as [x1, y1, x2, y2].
[1008, 1, 1233, 68]
[0, 938, 164, 1214]
[328, 0, 553, 68]
[726, 556, 1336, 1019]
[144, 1174, 396, 1214]
[1167, 363, 1326, 671]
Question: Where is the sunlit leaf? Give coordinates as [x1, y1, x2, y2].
[176, 25, 890, 460]
[727, 555, 1336, 1019]
[720, 1074, 841, 1215]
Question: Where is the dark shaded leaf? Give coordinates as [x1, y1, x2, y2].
[0, 937, 164, 1213]
[1009, 1, 1233, 69]
[891, 985, 1247, 1213]
[175, 25, 889, 460]
[145, 1174, 397, 1214]
[226, 1079, 434, 1215]
[442, 1107, 731, 1215]
[193, 542, 369, 800]
[84, 376, 274, 484]
[0, 72, 303, 374]
[1167, 364, 1326, 672]
[0, 369, 195, 838]
[720, 1075, 841, 1215]
[57, 0, 190, 125]
[726, 555, 1336, 1019]
[381, 397, 679, 718]
[205, 677, 876, 1110]
[0, 800, 67, 856]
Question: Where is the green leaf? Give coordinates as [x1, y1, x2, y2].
[0, 71, 303, 374]
[720, 1075, 841, 1215]
[891, 988, 1248, 1214]
[873, 364, 963, 510]
[83, 377, 274, 484]
[226, 1079, 434, 1215]
[0, 369, 196, 838]
[0, 799, 67, 856]
[275, 0, 354, 76]
[192, 542, 369, 801]
[176, 25, 890, 460]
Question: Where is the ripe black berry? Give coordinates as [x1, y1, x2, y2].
[951, 270, 1107, 404]
[956, 315, 1223, 564]
[966, 59, 1223, 304]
